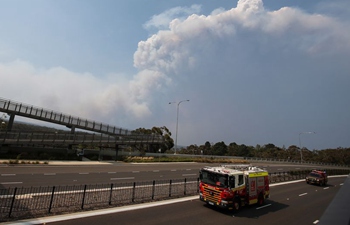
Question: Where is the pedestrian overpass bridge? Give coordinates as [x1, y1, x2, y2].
[0, 97, 164, 149]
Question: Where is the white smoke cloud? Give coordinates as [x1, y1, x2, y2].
[0, 60, 149, 124]
[143, 5, 202, 31]
[1, 0, 350, 147]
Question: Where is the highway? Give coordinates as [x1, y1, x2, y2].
[0, 162, 338, 188]
[8, 176, 346, 225]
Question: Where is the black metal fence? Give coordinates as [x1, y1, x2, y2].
[0, 178, 199, 222]
[1, 169, 349, 222]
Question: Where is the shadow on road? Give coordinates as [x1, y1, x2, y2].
[202, 199, 289, 219]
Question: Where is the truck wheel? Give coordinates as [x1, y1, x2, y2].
[233, 199, 240, 212]
[258, 194, 265, 206]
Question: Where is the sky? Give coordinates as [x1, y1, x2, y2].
[1, 0, 350, 151]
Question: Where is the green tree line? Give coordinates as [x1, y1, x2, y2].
[134, 126, 350, 166]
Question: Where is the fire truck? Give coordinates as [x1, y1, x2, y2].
[305, 170, 328, 186]
[199, 164, 270, 211]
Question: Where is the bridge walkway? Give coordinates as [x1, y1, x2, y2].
[0, 98, 164, 144]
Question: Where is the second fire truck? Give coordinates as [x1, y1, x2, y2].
[199, 164, 270, 211]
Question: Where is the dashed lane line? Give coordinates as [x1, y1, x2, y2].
[256, 203, 272, 210]
[1, 182, 23, 185]
[182, 174, 197, 176]
[110, 177, 134, 180]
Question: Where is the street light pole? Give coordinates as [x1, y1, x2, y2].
[169, 100, 189, 154]
[299, 131, 316, 163]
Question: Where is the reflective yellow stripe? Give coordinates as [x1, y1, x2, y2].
[249, 199, 258, 204]
[248, 172, 269, 178]
[230, 185, 245, 192]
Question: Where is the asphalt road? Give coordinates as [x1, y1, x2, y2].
[0, 162, 337, 188]
[18, 176, 347, 225]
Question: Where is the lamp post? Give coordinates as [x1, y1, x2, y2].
[169, 100, 190, 154]
[299, 131, 316, 163]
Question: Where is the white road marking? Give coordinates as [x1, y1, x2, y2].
[44, 173, 56, 175]
[1, 174, 15, 176]
[182, 174, 197, 176]
[110, 177, 134, 180]
[340, 183, 344, 186]
[79, 173, 89, 175]
[256, 204, 272, 210]
[1, 182, 23, 185]
[313, 220, 319, 224]
[132, 171, 140, 173]
[12, 196, 198, 224]
[171, 169, 177, 172]
[299, 193, 308, 196]
[108, 172, 116, 174]
[323, 187, 329, 190]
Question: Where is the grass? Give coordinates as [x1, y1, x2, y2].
[122, 156, 249, 164]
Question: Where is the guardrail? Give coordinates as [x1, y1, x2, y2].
[144, 153, 349, 168]
[1, 169, 349, 222]
[0, 131, 165, 146]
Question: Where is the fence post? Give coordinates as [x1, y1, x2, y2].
[184, 178, 187, 196]
[81, 185, 87, 210]
[9, 187, 17, 218]
[132, 182, 136, 202]
[152, 180, 155, 200]
[169, 180, 172, 197]
[49, 186, 55, 213]
[109, 183, 113, 205]
[197, 177, 200, 194]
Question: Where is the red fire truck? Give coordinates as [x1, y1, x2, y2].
[305, 170, 328, 186]
[199, 164, 270, 211]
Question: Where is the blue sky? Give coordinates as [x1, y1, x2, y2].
[1, 0, 349, 150]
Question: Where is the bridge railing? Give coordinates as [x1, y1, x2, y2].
[0, 98, 151, 137]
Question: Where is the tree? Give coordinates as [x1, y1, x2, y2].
[211, 141, 227, 156]
[131, 126, 173, 154]
[203, 141, 211, 155]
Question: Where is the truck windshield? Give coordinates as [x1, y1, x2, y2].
[309, 173, 322, 178]
[200, 170, 228, 188]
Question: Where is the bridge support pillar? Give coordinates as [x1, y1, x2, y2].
[70, 126, 76, 134]
[6, 113, 15, 131]
[115, 144, 119, 161]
